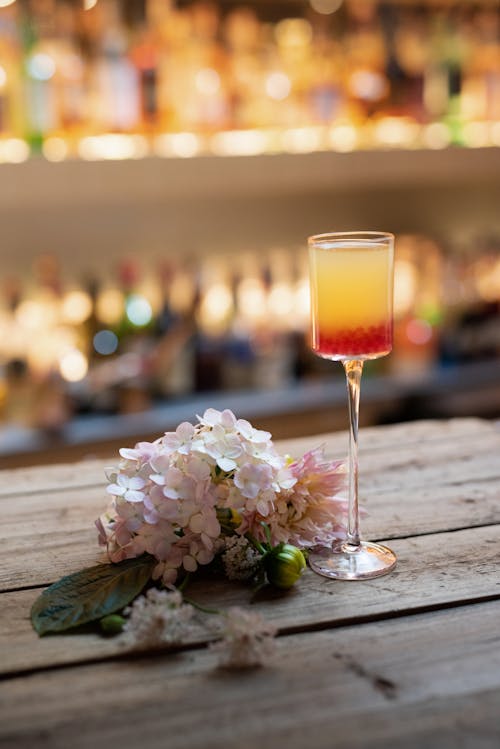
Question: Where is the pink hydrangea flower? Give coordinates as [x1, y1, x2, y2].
[97, 411, 346, 585]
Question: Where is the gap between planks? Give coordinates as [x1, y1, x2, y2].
[2, 599, 500, 749]
[2, 523, 500, 679]
[2, 590, 500, 685]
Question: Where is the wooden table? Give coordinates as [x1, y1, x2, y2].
[1, 418, 500, 749]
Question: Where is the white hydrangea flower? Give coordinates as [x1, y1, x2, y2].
[98, 408, 346, 583]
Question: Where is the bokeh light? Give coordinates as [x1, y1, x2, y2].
[265, 72, 291, 101]
[125, 295, 153, 327]
[406, 319, 433, 346]
[96, 289, 125, 325]
[93, 330, 119, 356]
[59, 349, 88, 382]
[61, 290, 93, 325]
[27, 53, 56, 81]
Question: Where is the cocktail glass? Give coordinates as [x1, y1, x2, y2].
[308, 231, 397, 579]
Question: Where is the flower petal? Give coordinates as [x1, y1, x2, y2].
[217, 456, 238, 472]
[189, 513, 204, 534]
[125, 489, 146, 503]
[183, 555, 198, 572]
[107, 483, 125, 496]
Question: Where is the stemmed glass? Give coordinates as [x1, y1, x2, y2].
[308, 231, 397, 579]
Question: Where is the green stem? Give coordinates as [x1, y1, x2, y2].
[261, 522, 272, 546]
[177, 573, 191, 592]
[245, 533, 266, 556]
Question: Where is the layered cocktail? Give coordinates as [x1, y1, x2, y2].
[308, 232, 397, 580]
[310, 237, 393, 360]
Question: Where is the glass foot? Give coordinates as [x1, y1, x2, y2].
[309, 540, 396, 580]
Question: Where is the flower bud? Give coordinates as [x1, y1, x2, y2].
[264, 544, 306, 589]
[100, 614, 125, 635]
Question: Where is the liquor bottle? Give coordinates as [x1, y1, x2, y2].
[131, 26, 159, 128]
[0, 2, 25, 136]
[21, 0, 58, 150]
[90, 0, 140, 132]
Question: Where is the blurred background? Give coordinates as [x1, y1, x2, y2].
[0, 0, 499, 466]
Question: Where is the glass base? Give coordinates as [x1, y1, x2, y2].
[309, 540, 397, 580]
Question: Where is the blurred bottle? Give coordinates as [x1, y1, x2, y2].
[34, 369, 71, 437]
[90, 0, 140, 132]
[22, 0, 58, 149]
[343, 0, 389, 121]
[0, 2, 24, 135]
[131, 25, 159, 128]
[2, 358, 37, 427]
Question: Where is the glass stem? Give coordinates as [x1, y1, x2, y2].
[343, 359, 363, 549]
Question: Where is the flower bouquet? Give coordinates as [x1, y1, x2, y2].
[31, 409, 346, 664]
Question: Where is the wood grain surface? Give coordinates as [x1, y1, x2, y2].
[1, 418, 499, 749]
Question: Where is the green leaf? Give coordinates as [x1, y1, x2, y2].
[31, 555, 155, 636]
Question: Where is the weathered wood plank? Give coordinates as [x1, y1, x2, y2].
[1, 600, 500, 749]
[0, 418, 495, 498]
[277, 415, 499, 462]
[0, 458, 108, 497]
[2, 453, 499, 593]
[2, 438, 499, 593]
[2, 524, 500, 677]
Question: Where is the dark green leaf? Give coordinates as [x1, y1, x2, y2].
[31, 555, 155, 636]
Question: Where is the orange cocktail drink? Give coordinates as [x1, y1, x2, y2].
[309, 236, 393, 360]
[307, 231, 396, 581]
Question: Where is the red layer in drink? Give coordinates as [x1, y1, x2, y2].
[314, 322, 393, 357]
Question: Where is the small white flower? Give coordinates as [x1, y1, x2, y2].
[119, 447, 143, 461]
[197, 408, 222, 427]
[188, 507, 220, 538]
[255, 488, 276, 517]
[203, 425, 243, 472]
[182, 538, 215, 572]
[149, 452, 172, 483]
[123, 589, 195, 648]
[210, 607, 277, 669]
[152, 546, 184, 585]
[107, 474, 146, 503]
[234, 463, 273, 500]
[184, 455, 212, 483]
[162, 467, 195, 500]
[243, 440, 284, 469]
[162, 422, 196, 454]
[222, 536, 261, 581]
[114, 497, 145, 531]
[198, 408, 237, 431]
[143, 485, 178, 524]
[132, 522, 178, 563]
[273, 465, 297, 491]
[236, 419, 271, 444]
